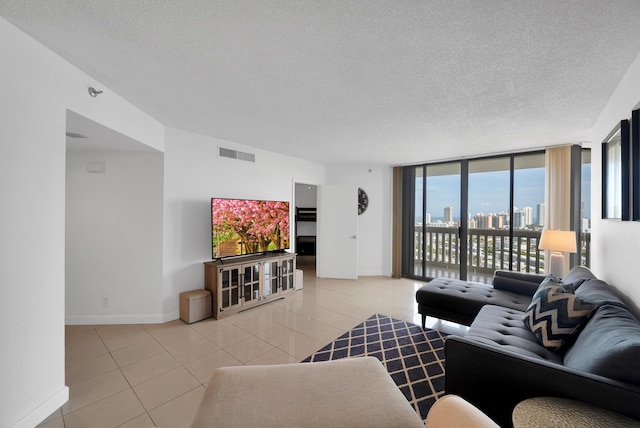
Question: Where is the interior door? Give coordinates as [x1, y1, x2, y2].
[316, 184, 358, 279]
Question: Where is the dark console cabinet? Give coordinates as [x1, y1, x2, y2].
[296, 235, 316, 255]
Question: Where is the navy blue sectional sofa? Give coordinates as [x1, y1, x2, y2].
[418, 267, 640, 427]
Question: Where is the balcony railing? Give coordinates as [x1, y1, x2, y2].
[414, 226, 591, 277]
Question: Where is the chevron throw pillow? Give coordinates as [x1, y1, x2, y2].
[522, 282, 596, 352]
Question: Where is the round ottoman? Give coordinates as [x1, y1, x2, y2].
[512, 397, 640, 427]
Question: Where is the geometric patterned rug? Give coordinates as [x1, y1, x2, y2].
[301, 314, 448, 421]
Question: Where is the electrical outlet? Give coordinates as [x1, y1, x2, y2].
[101, 296, 109, 308]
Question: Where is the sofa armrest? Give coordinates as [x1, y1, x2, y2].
[445, 335, 640, 428]
[492, 270, 545, 297]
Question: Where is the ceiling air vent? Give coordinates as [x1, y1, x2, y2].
[218, 147, 256, 163]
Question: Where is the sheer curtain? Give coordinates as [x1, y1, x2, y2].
[544, 146, 573, 274]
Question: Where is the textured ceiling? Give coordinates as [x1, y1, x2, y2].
[3, 1, 640, 165]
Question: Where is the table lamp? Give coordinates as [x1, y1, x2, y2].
[539, 229, 577, 278]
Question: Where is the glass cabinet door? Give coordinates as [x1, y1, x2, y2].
[220, 267, 241, 311]
[280, 257, 295, 292]
[263, 260, 279, 298]
[243, 263, 261, 303]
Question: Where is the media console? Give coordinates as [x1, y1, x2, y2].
[204, 253, 297, 320]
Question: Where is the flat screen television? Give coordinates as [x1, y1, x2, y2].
[211, 198, 290, 259]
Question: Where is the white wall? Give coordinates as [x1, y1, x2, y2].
[162, 127, 327, 319]
[326, 165, 393, 276]
[1, 13, 378, 426]
[0, 17, 164, 427]
[66, 150, 164, 324]
[590, 53, 640, 308]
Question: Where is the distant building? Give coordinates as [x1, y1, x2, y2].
[490, 213, 504, 229]
[523, 207, 533, 226]
[498, 212, 510, 228]
[513, 210, 524, 228]
[511, 207, 533, 229]
[475, 213, 488, 228]
[537, 203, 546, 227]
[444, 206, 454, 223]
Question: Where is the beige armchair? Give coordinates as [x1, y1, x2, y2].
[190, 357, 499, 428]
[191, 357, 425, 428]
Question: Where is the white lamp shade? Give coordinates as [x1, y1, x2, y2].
[539, 229, 577, 253]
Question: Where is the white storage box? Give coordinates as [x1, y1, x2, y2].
[295, 269, 303, 290]
[180, 289, 212, 324]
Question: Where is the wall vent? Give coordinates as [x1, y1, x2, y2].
[219, 147, 256, 163]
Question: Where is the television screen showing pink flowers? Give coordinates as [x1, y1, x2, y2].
[211, 198, 290, 258]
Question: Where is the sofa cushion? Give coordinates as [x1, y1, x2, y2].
[560, 266, 597, 291]
[522, 279, 596, 352]
[465, 305, 563, 363]
[416, 278, 532, 326]
[574, 278, 626, 307]
[492, 270, 545, 296]
[564, 304, 640, 385]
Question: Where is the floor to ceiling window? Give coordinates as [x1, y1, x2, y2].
[403, 164, 463, 278]
[467, 157, 511, 279]
[402, 151, 554, 283]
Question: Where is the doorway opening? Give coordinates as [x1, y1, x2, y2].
[294, 183, 317, 276]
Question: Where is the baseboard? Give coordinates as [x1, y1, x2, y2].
[162, 310, 180, 323]
[12, 386, 68, 428]
[358, 271, 392, 277]
[66, 313, 165, 325]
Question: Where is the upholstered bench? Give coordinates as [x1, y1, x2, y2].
[190, 357, 425, 428]
[415, 271, 544, 327]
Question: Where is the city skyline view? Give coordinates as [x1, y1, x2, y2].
[415, 164, 591, 224]
[406, 156, 592, 278]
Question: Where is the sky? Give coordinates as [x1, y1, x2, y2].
[416, 165, 591, 220]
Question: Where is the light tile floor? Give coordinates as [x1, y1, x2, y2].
[39, 257, 467, 428]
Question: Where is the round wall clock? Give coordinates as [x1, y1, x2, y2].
[358, 187, 369, 215]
